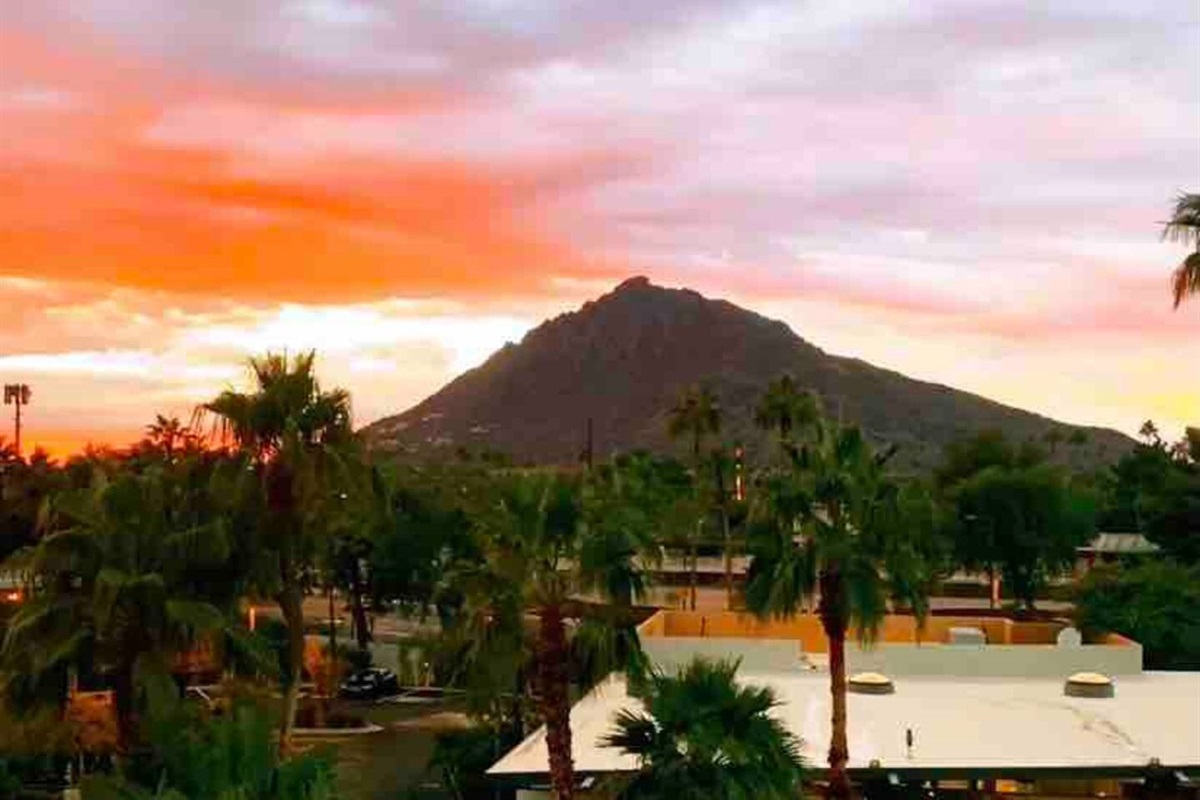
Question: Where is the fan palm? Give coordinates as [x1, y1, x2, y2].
[754, 374, 820, 446]
[603, 657, 804, 800]
[142, 415, 200, 462]
[0, 468, 228, 755]
[667, 386, 721, 463]
[705, 446, 738, 609]
[745, 412, 938, 799]
[667, 386, 723, 606]
[199, 351, 353, 751]
[448, 472, 650, 800]
[1165, 192, 1200, 308]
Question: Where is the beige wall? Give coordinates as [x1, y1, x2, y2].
[846, 641, 1144, 677]
[638, 610, 1144, 677]
[643, 637, 804, 673]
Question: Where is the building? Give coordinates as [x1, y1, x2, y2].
[1076, 532, 1160, 574]
[489, 610, 1200, 798]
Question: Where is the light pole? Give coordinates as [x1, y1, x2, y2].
[3, 383, 31, 457]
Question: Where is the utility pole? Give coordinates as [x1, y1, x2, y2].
[3, 383, 31, 457]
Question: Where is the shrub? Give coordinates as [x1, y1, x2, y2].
[1076, 561, 1200, 670]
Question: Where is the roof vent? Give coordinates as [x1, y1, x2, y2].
[849, 672, 895, 695]
[1065, 672, 1114, 698]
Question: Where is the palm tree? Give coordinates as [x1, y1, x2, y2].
[706, 446, 738, 609]
[0, 468, 228, 755]
[1042, 427, 1064, 457]
[453, 473, 649, 800]
[200, 351, 353, 751]
[142, 415, 198, 462]
[754, 374, 820, 446]
[603, 658, 804, 800]
[326, 458, 392, 651]
[744, 411, 937, 799]
[1164, 192, 1200, 308]
[1, 443, 64, 564]
[667, 386, 722, 607]
[667, 385, 721, 463]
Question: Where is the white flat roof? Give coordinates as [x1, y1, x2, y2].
[489, 671, 1200, 777]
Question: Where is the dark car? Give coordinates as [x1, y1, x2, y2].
[338, 668, 399, 700]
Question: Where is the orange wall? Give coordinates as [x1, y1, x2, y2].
[640, 610, 1081, 651]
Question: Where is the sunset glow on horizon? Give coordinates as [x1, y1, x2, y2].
[2, 1, 1198, 458]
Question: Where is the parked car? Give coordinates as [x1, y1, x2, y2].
[338, 668, 399, 700]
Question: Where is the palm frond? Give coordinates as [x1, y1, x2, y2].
[1162, 192, 1200, 246]
[603, 658, 804, 798]
[1172, 250, 1200, 308]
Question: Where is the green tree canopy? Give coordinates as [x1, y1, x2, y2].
[950, 464, 1094, 609]
[1076, 561, 1200, 670]
[934, 428, 1045, 490]
[0, 444, 64, 563]
[1098, 427, 1200, 565]
[0, 466, 229, 754]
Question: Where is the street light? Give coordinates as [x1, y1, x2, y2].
[3, 383, 31, 457]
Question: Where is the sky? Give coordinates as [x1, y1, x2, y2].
[1, 0, 1198, 459]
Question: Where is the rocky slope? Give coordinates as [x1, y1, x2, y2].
[363, 277, 1133, 470]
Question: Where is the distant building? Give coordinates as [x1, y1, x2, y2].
[1077, 532, 1160, 574]
[490, 610, 1199, 798]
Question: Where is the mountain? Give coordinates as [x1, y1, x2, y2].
[362, 277, 1134, 469]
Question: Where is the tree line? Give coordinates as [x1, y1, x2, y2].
[1, 353, 1197, 800]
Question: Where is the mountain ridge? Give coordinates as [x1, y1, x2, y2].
[363, 278, 1134, 469]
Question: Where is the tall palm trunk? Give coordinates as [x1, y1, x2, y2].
[713, 455, 734, 610]
[265, 460, 306, 752]
[277, 581, 306, 754]
[327, 584, 338, 666]
[112, 659, 137, 759]
[536, 603, 574, 800]
[688, 541, 698, 611]
[819, 570, 852, 800]
[349, 559, 371, 650]
[722, 509, 733, 610]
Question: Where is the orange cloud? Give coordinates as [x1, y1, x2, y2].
[0, 31, 621, 304]
[3, 7, 1197, 459]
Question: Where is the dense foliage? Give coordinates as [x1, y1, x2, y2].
[84, 703, 338, 800]
[1, 466, 230, 753]
[1, 348, 1197, 800]
[936, 430, 1096, 608]
[1099, 426, 1200, 564]
[604, 658, 804, 800]
[1075, 561, 1200, 670]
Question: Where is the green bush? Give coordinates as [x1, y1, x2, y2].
[1076, 561, 1200, 670]
[83, 702, 338, 800]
